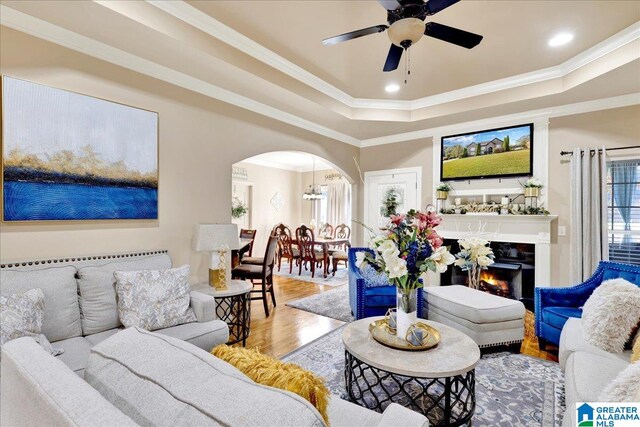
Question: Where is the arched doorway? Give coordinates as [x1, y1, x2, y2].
[231, 151, 356, 270]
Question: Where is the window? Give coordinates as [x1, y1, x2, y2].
[606, 159, 640, 265]
[319, 185, 328, 224]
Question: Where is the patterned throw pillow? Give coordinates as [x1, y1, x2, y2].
[360, 264, 391, 288]
[0, 288, 62, 356]
[114, 265, 196, 331]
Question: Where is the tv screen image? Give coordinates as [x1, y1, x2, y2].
[441, 123, 533, 181]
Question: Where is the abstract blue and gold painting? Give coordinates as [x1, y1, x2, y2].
[2, 76, 158, 221]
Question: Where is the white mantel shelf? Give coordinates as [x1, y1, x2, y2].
[436, 214, 558, 287]
[441, 214, 558, 222]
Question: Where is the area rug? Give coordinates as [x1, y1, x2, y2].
[286, 285, 353, 322]
[282, 325, 565, 427]
[275, 261, 348, 287]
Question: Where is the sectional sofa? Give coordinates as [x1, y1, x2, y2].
[0, 250, 428, 427]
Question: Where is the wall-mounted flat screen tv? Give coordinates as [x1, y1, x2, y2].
[440, 123, 533, 181]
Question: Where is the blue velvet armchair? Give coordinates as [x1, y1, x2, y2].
[348, 247, 423, 320]
[535, 261, 640, 349]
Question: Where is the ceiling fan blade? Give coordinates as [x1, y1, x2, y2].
[424, 22, 483, 49]
[383, 44, 404, 72]
[377, 0, 402, 11]
[322, 25, 388, 46]
[425, 0, 461, 15]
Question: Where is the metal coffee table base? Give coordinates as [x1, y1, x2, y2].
[344, 351, 476, 427]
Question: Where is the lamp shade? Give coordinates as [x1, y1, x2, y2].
[192, 224, 241, 252]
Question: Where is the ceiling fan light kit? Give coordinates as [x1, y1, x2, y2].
[388, 18, 425, 47]
[322, 0, 483, 73]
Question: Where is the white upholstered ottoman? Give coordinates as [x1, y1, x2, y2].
[424, 285, 525, 349]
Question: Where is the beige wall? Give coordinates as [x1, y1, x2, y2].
[360, 138, 435, 210]
[0, 28, 359, 283]
[547, 105, 640, 285]
[232, 162, 302, 256]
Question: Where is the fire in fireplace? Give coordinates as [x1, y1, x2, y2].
[441, 239, 535, 305]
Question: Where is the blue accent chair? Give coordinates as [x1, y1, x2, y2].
[535, 261, 640, 349]
[348, 247, 423, 320]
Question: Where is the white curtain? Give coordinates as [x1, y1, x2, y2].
[327, 183, 351, 227]
[570, 146, 609, 282]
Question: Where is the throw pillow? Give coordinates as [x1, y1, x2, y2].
[360, 264, 390, 288]
[114, 265, 196, 331]
[581, 278, 640, 353]
[599, 361, 640, 402]
[0, 288, 63, 356]
[212, 345, 330, 425]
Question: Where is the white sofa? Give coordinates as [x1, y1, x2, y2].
[1, 327, 429, 427]
[559, 317, 632, 427]
[0, 251, 229, 376]
[1, 251, 429, 426]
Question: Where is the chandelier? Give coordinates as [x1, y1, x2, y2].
[303, 157, 325, 201]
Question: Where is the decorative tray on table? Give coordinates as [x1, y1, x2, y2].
[368, 319, 441, 351]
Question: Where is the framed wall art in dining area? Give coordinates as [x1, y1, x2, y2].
[2, 76, 158, 221]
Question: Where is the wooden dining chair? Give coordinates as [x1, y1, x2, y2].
[232, 235, 278, 317]
[295, 225, 325, 278]
[331, 223, 351, 274]
[273, 223, 299, 273]
[319, 223, 334, 238]
[239, 229, 257, 257]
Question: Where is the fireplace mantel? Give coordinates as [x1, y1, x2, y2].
[436, 214, 558, 287]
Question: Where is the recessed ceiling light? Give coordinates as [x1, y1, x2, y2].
[385, 83, 400, 93]
[548, 32, 574, 47]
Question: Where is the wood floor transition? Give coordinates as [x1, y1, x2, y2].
[241, 275, 558, 362]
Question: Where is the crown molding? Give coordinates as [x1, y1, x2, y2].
[0, 5, 361, 147]
[360, 93, 640, 147]
[2, 4, 638, 151]
[145, 0, 354, 106]
[146, 0, 640, 112]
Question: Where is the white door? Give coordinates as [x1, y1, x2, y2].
[364, 167, 421, 231]
[232, 181, 252, 230]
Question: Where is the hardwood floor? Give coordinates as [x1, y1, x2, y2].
[243, 275, 558, 362]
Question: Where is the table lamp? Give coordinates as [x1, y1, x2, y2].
[192, 224, 241, 290]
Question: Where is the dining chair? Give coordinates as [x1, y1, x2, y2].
[295, 225, 325, 278]
[239, 229, 257, 258]
[319, 223, 334, 239]
[331, 223, 351, 274]
[232, 235, 278, 317]
[273, 223, 299, 273]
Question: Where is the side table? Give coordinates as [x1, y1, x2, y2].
[193, 280, 252, 346]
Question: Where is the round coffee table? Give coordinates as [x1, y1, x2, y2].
[342, 316, 480, 427]
[193, 280, 252, 346]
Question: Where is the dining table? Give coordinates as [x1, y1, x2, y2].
[309, 236, 350, 278]
[232, 238, 254, 267]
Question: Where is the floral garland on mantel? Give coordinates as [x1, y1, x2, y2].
[440, 202, 549, 215]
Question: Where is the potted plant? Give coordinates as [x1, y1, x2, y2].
[355, 210, 455, 340]
[522, 177, 543, 198]
[435, 182, 452, 200]
[231, 197, 248, 219]
[380, 187, 401, 218]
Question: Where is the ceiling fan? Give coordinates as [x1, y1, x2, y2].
[322, 0, 483, 72]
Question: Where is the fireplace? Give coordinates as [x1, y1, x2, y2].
[441, 239, 536, 305]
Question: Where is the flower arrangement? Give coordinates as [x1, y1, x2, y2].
[522, 177, 543, 188]
[454, 237, 495, 290]
[356, 210, 454, 290]
[435, 182, 452, 192]
[355, 209, 455, 339]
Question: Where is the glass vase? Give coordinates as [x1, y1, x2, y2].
[396, 287, 418, 341]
